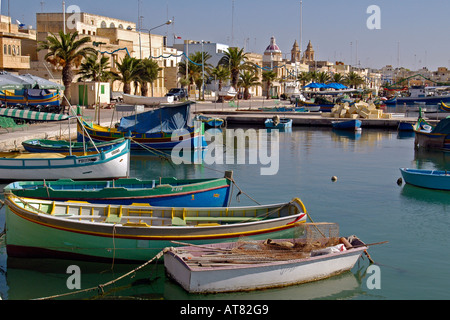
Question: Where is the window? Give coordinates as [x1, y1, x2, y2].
[8, 45, 11, 55]
[109, 23, 115, 28]
[101, 21, 107, 28]
[3, 45, 6, 55]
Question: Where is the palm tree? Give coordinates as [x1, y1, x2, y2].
[308, 71, 319, 83]
[77, 53, 115, 82]
[178, 51, 212, 98]
[238, 70, 260, 100]
[218, 47, 255, 89]
[137, 58, 161, 97]
[331, 73, 345, 84]
[317, 71, 331, 84]
[344, 71, 365, 89]
[297, 72, 311, 88]
[38, 30, 97, 107]
[262, 70, 277, 99]
[210, 65, 231, 101]
[115, 55, 141, 94]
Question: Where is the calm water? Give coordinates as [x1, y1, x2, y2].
[1, 124, 450, 300]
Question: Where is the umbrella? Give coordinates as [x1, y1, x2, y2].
[326, 82, 348, 89]
[16, 74, 65, 90]
[0, 71, 32, 90]
[304, 82, 325, 89]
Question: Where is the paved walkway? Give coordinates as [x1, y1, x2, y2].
[0, 97, 430, 151]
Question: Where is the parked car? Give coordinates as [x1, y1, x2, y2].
[165, 88, 188, 101]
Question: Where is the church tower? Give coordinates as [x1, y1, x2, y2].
[291, 40, 301, 63]
[302, 40, 315, 63]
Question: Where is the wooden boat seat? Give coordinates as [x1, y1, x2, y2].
[172, 215, 264, 226]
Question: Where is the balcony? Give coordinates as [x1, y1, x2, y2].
[0, 55, 30, 70]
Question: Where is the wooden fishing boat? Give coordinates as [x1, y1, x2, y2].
[0, 138, 130, 181]
[3, 194, 307, 262]
[439, 101, 450, 112]
[331, 119, 362, 131]
[122, 93, 174, 106]
[397, 122, 415, 132]
[164, 229, 368, 293]
[77, 101, 206, 151]
[22, 137, 126, 154]
[195, 114, 225, 128]
[264, 117, 293, 129]
[0, 89, 61, 106]
[414, 118, 450, 151]
[4, 171, 233, 207]
[400, 168, 450, 190]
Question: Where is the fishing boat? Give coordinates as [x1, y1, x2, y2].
[194, 114, 224, 128]
[439, 101, 450, 112]
[4, 171, 233, 207]
[400, 168, 450, 190]
[3, 194, 307, 262]
[22, 137, 127, 154]
[384, 97, 397, 105]
[0, 138, 130, 181]
[397, 121, 415, 132]
[264, 117, 293, 129]
[397, 85, 450, 105]
[331, 119, 362, 131]
[77, 101, 206, 151]
[414, 117, 450, 151]
[122, 93, 174, 106]
[0, 89, 61, 107]
[218, 86, 237, 101]
[164, 226, 369, 293]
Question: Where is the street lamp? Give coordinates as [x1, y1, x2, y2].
[201, 40, 205, 100]
[141, 20, 172, 59]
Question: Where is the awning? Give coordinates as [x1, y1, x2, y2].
[0, 108, 71, 121]
[0, 72, 64, 91]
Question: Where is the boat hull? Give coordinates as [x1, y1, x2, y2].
[332, 119, 362, 131]
[5, 176, 232, 207]
[164, 240, 366, 293]
[400, 168, 450, 190]
[397, 96, 450, 105]
[0, 139, 130, 181]
[0, 90, 60, 106]
[22, 138, 126, 154]
[77, 120, 206, 151]
[414, 130, 450, 151]
[264, 118, 293, 129]
[4, 195, 306, 262]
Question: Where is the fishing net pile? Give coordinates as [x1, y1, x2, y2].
[227, 223, 342, 263]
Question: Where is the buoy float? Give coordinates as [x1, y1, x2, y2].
[331, 176, 337, 182]
[397, 177, 403, 186]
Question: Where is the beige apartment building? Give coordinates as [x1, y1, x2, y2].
[26, 12, 180, 100]
[0, 15, 35, 72]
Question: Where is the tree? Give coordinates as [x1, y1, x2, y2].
[115, 55, 141, 94]
[238, 70, 260, 100]
[317, 71, 331, 84]
[218, 47, 254, 89]
[331, 73, 345, 84]
[38, 30, 97, 107]
[262, 70, 277, 99]
[178, 51, 212, 99]
[344, 71, 365, 89]
[210, 65, 231, 101]
[137, 58, 161, 97]
[307, 71, 319, 83]
[77, 53, 116, 82]
[297, 72, 311, 87]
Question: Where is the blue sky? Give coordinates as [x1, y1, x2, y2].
[5, 0, 450, 71]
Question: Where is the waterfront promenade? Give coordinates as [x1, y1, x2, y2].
[0, 97, 430, 151]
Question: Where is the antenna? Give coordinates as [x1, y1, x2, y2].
[231, 0, 235, 46]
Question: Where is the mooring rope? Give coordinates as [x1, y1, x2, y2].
[33, 249, 166, 300]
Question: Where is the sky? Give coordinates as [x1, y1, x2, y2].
[5, 0, 450, 71]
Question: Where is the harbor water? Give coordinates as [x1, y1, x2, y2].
[1, 124, 450, 300]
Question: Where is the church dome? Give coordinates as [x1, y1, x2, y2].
[264, 36, 281, 54]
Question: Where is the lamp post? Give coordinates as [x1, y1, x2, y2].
[201, 40, 205, 100]
[141, 20, 172, 60]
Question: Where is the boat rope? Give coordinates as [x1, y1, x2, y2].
[32, 249, 166, 300]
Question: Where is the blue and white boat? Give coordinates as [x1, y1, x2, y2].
[397, 86, 450, 105]
[265, 117, 293, 130]
[0, 138, 130, 181]
[331, 119, 362, 131]
[195, 114, 225, 128]
[400, 168, 450, 190]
